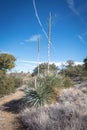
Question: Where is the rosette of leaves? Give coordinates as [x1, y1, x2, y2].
[23, 75, 62, 107]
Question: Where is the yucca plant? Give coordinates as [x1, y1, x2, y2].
[23, 84, 56, 107]
[23, 75, 62, 107]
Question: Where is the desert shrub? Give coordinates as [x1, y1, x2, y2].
[23, 75, 63, 107]
[19, 104, 87, 130]
[79, 71, 87, 81]
[27, 77, 36, 89]
[61, 67, 78, 78]
[32, 63, 58, 76]
[83, 57, 87, 70]
[0, 74, 22, 97]
[0, 75, 15, 97]
[0, 70, 4, 75]
[13, 77, 23, 88]
[63, 76, 73, 88]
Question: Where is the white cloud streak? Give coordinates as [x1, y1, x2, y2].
[66, 0, 86, 25]
[25, 34, 40, 42]
[67, 0, 79, 16]
[77, 34, 86, 44]
[12, 61, 37, 73]
[12, 60, 83, 73]
[32, 0, 47, 38]
[19, 60, 41, 64]
[82, 32, 87, 36]
[0, 50, 9, 54]
[18, 60, 83, 66]
[74, 61, 83, 65]
[50, 61, 83, 66]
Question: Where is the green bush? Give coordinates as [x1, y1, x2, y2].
[0, 70, 4, 75]
[79, 71, 87, 81]
[63, 76, 73, 88]
[0, 74, 22, 97]
[0, 75, 15, 97]
[13, 77, 22, 88]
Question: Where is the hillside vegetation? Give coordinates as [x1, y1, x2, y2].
[0, 53, 87, 130]
[18, 58, 87, 130]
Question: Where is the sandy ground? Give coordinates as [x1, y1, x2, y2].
[0, 89, 25, 130]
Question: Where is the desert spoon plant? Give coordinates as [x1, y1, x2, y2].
[23, 75, 63, 107]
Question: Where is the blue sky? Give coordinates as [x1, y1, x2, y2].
[0, 0, 87, 72]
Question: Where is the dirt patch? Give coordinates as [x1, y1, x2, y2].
[0, 90, 24, 130]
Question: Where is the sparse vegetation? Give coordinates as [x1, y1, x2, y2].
[83, 57, 87, 70]
[13, 77, 23, 88]
[0, 53, 23, 97]
[0, 74, 23, 97]
[60, 58, 87, 83]
[18, 58, 87, 130]
[19, 103, 87, 130]
[23, 74, 74, 108]
[0, 75, 15, 97]
[63, 76, 73, 88]
[32, 63, 58, 76]
[0, 54, 87, 130]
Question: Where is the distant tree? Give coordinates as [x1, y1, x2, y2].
[83, 57, 87, 70]
[0, 53, 16, 73]
[66, 60, 75, 68]
[32, 63, 58, 76]
[74, 64, 83, 75]
[60, 60, 77, 77]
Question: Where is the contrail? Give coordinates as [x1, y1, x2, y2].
[32, 0, 47, 38]
[32, 0, 56, 52]
[66, 0, 86, 25]
[67, 0, 79, 16]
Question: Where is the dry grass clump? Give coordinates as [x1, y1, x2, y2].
[18, 103, 87, 130]
[58, 83, 87, 114]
